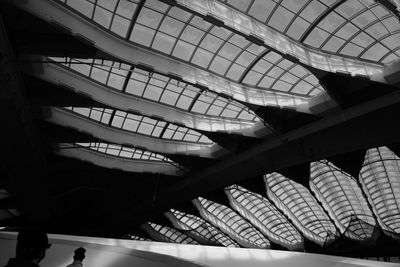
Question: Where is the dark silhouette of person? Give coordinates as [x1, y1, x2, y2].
[4, 227, 51, 267]
[66, 247, 86, 267]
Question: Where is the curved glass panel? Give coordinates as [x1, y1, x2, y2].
[57, 0, 325, 98]
[310, 160, 376, 241]
[165, 209, 239, 247]
[225, 185, 303, 250]
[218, 0, 398, 67]
[57, 142, 175, 163]
[359, 146, 400, 238]
[142, 222, 199, 244]
[242, 51, 323, 96]
[265, 172, 337, 246]
[193, 197, 270, 248]
[63, 107, 213, 144]
[49, 57, 260, 123]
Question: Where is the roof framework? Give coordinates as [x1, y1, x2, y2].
[1, 0, 400, 259]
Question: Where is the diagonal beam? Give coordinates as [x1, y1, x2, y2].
[119, 88, 400, 227]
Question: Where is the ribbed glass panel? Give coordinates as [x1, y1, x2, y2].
[63, 107, 213, 144]
[265, 172, 337, 246]
[128, 235, 152, 241]
[310, 160, 376, 241]
[225, 185, 303, 250]
[359, 146, 400, 238]
[57, 142, 174, 162]
[142, 222, 199, 244]
[193, 197, 270, 248]
[49, 57, 259, 122]
[166, 209, 239, 247]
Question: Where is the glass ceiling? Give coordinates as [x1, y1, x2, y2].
[63, 107, 213, 144]
[49, 57, 260, 123]
[142, 222, 199, 244]
[359, 146, 400, 238]
[165, 209, 239, 247]
[221, 0, 400, 64]
[55, 0, 327, 98]
[310, 160, 376, 241]
[225, 185, 303, 250]
[265, 172, 338, 246]
[193, 197, 270, 248]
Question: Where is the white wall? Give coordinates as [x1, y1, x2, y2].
[1, 232, 399, 267]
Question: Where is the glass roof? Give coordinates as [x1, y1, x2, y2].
[265, 172, 338, 246]
[310, 160, 376, 241]
[225, 185, 303, 250]
[359, 146, 400, 237]
[165, 209, 239, 247]
[56, 0, 326, 98]
[49, 57, 260, 123]
[57, 142, 175, 163]
[63, 107, 213, 144]
[142, 222, 199, 244]
[220, 0, 400, 65]
[193, 197, 271, 248]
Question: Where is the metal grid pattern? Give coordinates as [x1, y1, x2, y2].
[265, 172, 337, 246]
[225, 185, 303, 250]
[142, 222, 199, 244]
[359, 146, 400, 236]
[50, 57, 259, 122]
[166, 209, 239, 247]
[242, 51, 323, 96]
[57, 142, 174, 162]
[221, 0, 400, 64]
[310, 160, 376, 241]
[193, 197, 270, 248]
[64, 107, 213, 144]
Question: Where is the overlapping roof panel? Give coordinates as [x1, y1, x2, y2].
[50, 57, 259, 123]
[359, 146, 400, 238]
[64, 107, 213, 144]
[225, 185, 303, 250]
[165, 209, 239, 247]
[310, 160, 376, 241]
[141, 222, 200, 244]
[265, 172, 338, 246]
[193, 197, 270, 248]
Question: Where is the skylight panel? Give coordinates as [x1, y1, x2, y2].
[265, 172, 338, 246]
[359, 147, 400, 238]
[165, 209, 239, 247]
[142, 222, 199, 244]
[193, 197, 270, 248]
[225, 185, 303, 250]
[310, 160, 376, 241]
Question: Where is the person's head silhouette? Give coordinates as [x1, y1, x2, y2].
[15, 227, 51, 264]
[73, 247, 86, 262]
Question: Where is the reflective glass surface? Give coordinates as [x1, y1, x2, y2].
[225, 185, 303, 250]
[359, 146, 400, 237]
[310, 160, 376, 241]
[166, 209, 239, 247]
[142, 222, 199, 244]
[265, 172, 337, 246]
[63, 107, 213, 144]
[193, 197, 270, 248]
